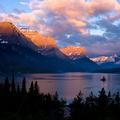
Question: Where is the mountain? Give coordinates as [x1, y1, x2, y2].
[90, 54, 120, 69]
[90, 54, 118, 65]
[0, 22, 58, 72]
[0, 22, 85, 72]
[0, 22, 38, 51]
[0, 21, 102, 72]
[60, 45, 87, 60]
[60, 46, 100, 71]
[20, 28, 68, 61]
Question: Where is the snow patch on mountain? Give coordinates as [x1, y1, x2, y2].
[90, 54, 119, 65]
[90, 56, 108, 65]
[60, 46, 87, 60]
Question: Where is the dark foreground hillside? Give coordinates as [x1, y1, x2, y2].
[93, 67, 120, 74]
[0, 75, 120, 120]
[0, 57, 52, 73]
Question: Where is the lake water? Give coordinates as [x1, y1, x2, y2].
[0, 72, 120, 104]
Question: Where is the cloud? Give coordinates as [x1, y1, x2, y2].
[20, 2, 29, 5]
[13, 8, 26, 14]
[23, 0, 120, 36]
[1, 0, 120, 57]
[0, 13, 19, 24]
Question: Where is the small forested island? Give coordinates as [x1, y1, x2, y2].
[0, 75, 120, 120]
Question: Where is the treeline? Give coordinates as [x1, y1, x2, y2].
[0, 74, 66, 120]
[69, 89, 120, 120]
[0, 57, 52, 73]
[0, 75, 120, 120]
[94, 67, 120, 74]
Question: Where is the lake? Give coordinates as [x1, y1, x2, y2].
[0, 72, 120, 104]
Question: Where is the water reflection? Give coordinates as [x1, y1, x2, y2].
[0, 72, 120, 104]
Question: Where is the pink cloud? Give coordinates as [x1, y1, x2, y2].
[1, 0, 120, 57]
[0, 13, 19, 24]
[19, 2, 29, 5]
[1, 0, 120, 37]
[23, 0, 120, 36]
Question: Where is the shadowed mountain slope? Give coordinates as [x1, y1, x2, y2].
[0, 22, 38, 51]
[20, 28, 68, 61]
[60, 46, 100, 71]
[0, 21, 101, 72]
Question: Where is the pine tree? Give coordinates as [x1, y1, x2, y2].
[53, 91, 59, 102]
[73, 90, 84, 104]
[4, 76, 10, 95]
[17, 84, 20, 96]
[115, 92, 120, 106]
[34, 81, 39, 97]
[22, 77, 27, 95]
[29, 81, 34, 96]
[98, 88, 108, 106]
[11, 74, 16, 95]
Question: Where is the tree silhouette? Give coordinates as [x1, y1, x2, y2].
[115, 91, 120, 106]
[98, 88, 108, 106]
[17, 84, 21, 99]
[53, 91, 59, 102]
[70, 90, 84, 119]
[34, 81, 39, 97]
[74, 90, 84, 104]
[22, 77, 27, 95]
[4, 75, 10, 95]
[2, 75, 120, 119]
[11, 74, 16, 95]
[29, 81, 34, 96]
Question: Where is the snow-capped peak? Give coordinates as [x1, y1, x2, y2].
[90, 54, 118, 65]
[90, 56, 108, 65]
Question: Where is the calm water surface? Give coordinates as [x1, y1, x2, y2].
[0, 72, 120, 104]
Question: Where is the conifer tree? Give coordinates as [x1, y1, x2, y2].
[73, 90, 84, 104]
[53, 91, 59, 102]
[4, 76, 10, 95]
[29, 81, 34, 96]
[16, 84, 21, 107]
[115, 91, 120, 106]
[34, 81, 39, 97]
[17, 84, 20, 96]
[98, 88, 107, 106]
[11, 74, 16, 95]
[107, 91, 112, 105]
[22, 77, 27, 95]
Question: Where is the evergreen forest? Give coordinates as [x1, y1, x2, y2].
[0, 75, 120, 120]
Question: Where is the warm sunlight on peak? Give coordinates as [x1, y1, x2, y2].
[114, 54, 118, 58]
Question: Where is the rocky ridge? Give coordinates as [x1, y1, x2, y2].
[0, 21, 101, 72]
[20, 28, 68, 60]
[0, 22, 38, 51]
[60, 45, 88, 60]
[90, 54, 119, 65]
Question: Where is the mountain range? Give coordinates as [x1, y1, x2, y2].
[90, 54, 120, 69]
[0, 21, 118, 73]
[20, 28, 68, 61]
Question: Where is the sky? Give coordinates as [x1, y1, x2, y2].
[0, 0, 120, 57]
